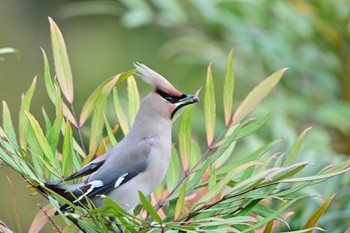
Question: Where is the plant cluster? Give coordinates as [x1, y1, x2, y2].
[0, 18, 349, 233]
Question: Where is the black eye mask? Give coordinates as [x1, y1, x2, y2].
[156, 89, 187, 103]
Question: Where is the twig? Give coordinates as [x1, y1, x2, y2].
[38, 204, 62, 233]
[157, 128, 229, 210]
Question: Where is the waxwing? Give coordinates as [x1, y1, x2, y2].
[43, 63, 199, 213]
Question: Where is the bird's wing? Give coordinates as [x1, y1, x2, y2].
[59, 140, 151, 212]
[63, 152, 109, 182]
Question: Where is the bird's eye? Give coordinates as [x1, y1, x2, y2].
[165, 96, 173, 102]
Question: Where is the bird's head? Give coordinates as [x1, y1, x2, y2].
[135, 63, 199, 119]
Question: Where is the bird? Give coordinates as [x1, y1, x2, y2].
[41, 63, 200, 214]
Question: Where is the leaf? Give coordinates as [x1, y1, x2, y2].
[0, 47, 18, 55]
[49, 17, 74, 104]
[113, 88, 129, 135]
[41, 48, 55, 103]
[62, 121, 73, 178]
[243, 198, 301, 232]
[223, 49, 234, 127]
[203, 64, 216, 147]
[178, 104, 194, 173]
[2, 101, 17, 143]
[263, 220, 274, 233]
[231, 68, 287, 125]
[139, 191, 162, 224]
[236, 112, 274, 140]
[281, 167, 350, 183]
[47, 105, 63, 154]
[79, 70, 134, 127]
[166, 147, 182, 190]
[24, 111, 57, 166]
[19, 77, 37, 148]
[302, 194, 335, 232]
[194, 161, 264, 210]
[283, 127, 311, 166]
[174, 178, 188, 221]
[127, 76, 140, 126]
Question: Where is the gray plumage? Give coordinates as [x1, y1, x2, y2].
[44, 63, 199, 213]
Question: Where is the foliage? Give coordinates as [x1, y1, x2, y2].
[0, 18, 349, 233]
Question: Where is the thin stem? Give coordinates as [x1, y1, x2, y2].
[70, 103, 87, 155]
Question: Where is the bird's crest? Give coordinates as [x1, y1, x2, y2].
[134, 63, 182, 96]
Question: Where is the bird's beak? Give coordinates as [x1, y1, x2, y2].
[178, 94, 200, 105]
[171, 94, 200, 118]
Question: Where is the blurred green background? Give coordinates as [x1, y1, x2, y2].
[1, 0, 349, 232]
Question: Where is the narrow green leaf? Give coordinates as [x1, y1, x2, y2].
[138, 191, 162, 224]
[283, 127, 311, 166]
[19, 77, 37, 148]
[190, 139, 200, 169]
[231, 68, 287, 125]
[174, 178, 188, 221]
[41, 48, 55, 103]
[79, 71, 134, 127]
[178, 105, 194, 173]
[49, 17, 74, 104]
[223, 49, 234, 127]
[127, 76, 140, 126]
[281, 167, 350, 183]
[243, 198, 301, 233]
[88, 91, 109, 158]
[263, 220, 274, 233]
[24, 111, 57, 165]
[236, 112, 274, 140]
[2, 101, 17, 143]
[207, 165, 216, 190]
[62, 121, 73, 178]
[194, 161, 264, 210]
[166, 146, 182, 190]
[204, 64, 216, 147]
[103, 115, 118, 147]
[113, 88, 129, 135]
[219, 138, 284, 175]
[302, 194, 335, 232]
[47, 105, 63, 154]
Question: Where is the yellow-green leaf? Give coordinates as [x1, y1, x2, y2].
[113, 88, 129, 135]
[2, 101, 16, 143]
[178, 105, 194, 173]
[127, 76, 140, 126]
[49, 17, 74, 104]
[41, 48, 55, 103]
[283, 127, 311, 166]
[62, 121, 73, 178]
[25, 111, 56, 165]
[174, 178, 188, 221]
[139, 191, 162, 224]
[194, 161, 264, 210]
[302, 194, 335, 232]
[47, 105, 63, 154]
[166, 146, 182, 190]
[204, 64, 216, 147]
[223, 49, 234, 127]
[19, 77, 37, 148]
[79, 71, 134, 127]
[231, 68, 287, 125]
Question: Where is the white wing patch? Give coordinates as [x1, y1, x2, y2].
[114, 173, 128, 188]
[73, 180, 104, 203]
